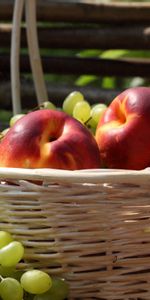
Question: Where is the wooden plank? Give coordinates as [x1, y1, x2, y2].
[41, 56, 150, 77]
[36, 1, 150, 24]
[1, 24, 150, 50]
[0, 0, 13, 20]
[0, 0, 150, 24]
[37, 25, 150, 50]
[1, 54, 150, 78]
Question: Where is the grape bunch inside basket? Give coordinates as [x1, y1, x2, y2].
[1, 0, 150, 299]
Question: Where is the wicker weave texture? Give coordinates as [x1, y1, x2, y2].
[0, 168, 150, 299]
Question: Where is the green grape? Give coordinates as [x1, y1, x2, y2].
[0, 128, 10, 140]
[91, 103, 107, 124]
[33, 277, 69, 300]
[20, 270, 52, 294]
[86, 117, 97, 135]
[0, 231, 13, 249]
[0, 241, 24, 267]
[9, 114, 26, 127]
[86, 116, 97, 129]
[62, 91, 84, 115]
[41, 101, 56, 110]
[49, 277, 69, 300]
[73, 100, 91, 124]
[0, 277, 23, 300]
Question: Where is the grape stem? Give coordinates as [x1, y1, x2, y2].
[84, 116, 92, 125]
[29, 103, 45, 112]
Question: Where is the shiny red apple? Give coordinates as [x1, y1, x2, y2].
[0, 109, 101, 170]
[95, 87, 150, 170]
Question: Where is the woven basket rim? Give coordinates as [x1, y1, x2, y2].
[0, 167, 149, 185]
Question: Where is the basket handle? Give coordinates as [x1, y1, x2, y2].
[25, 0, 49, 106]
[11, 0, 48, 115]
[11, 0, 24, 115]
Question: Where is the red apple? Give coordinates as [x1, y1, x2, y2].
[0, 109, 101, 170]
[95, 87, 150, 170]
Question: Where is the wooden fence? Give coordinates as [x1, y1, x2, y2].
[0, 0, 150, 109]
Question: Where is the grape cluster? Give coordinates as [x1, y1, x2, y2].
[0, 91, 107, 139]
[0, 231, 69, 300]
[62, 91, 107, 134]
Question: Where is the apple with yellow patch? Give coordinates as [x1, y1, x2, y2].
[0, 109, 101, 170]
[95, 87, 150, 170]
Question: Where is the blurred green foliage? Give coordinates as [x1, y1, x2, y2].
[38, 47, 150, 92]
[75, 49, 150, 90]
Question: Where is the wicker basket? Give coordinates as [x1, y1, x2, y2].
[1, 168, 150, 300]
[2, 0, 150, 299]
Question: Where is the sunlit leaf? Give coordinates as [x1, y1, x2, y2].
[101, 77, 116, 89]
[77, 49, 102, 58]
[75, 75, 98, 86]
[100, 49, 130, 59]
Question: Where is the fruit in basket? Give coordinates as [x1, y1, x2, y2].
[0, 109, 101, 170]
[63, 91, 84, 115]
[20, 270, 52, 294]
[91, 103, 107, 124]
[0, 277, 24, 300]
[3, 91, 106, 138]
[33, 277, 69, 300]
[40, 101, 56, 110]
[0, 241, 24, 267]
[95, 86, 150, 170]
[0, 231, 69, 300]
[9, 114, 26, 127]
[0, 231, 13, 249]
[0, 128, 10, 141]
[73, 100, 91, 124]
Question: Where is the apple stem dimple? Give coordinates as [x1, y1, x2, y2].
[49, 137, 57, 142]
